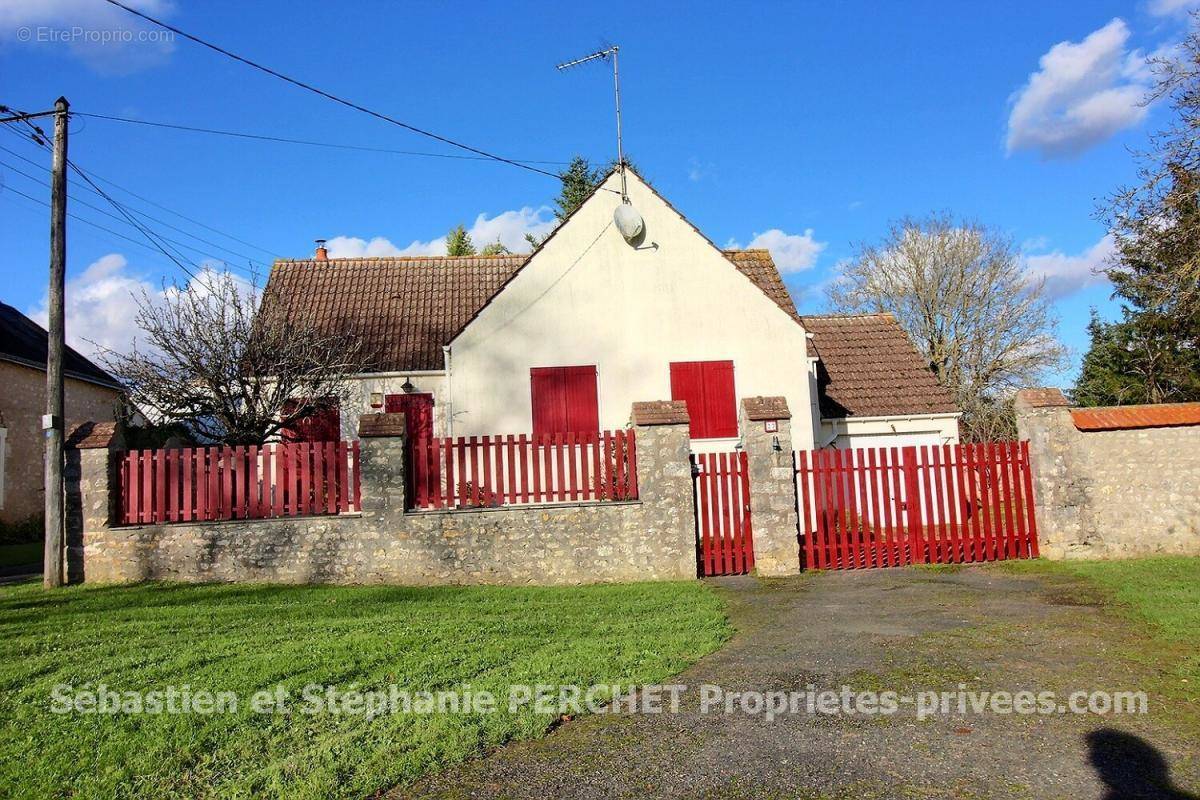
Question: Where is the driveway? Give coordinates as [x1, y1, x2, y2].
[399, 567, 1198, 799]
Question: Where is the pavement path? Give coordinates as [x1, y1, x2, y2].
[399, 566, 1198, 800]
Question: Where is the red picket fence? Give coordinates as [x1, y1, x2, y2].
[693, 451, 754, 577]
[410, 430, 637, 510]
[795, 441, 1038, 570]
[119, 441, 361, 525]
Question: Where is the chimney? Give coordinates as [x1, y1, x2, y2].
[314, 239, 328, 261]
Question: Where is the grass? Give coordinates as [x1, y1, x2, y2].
[999, 556, 1200, 722]
[0, 542, 41, 569]
[0, 579, 729, 799]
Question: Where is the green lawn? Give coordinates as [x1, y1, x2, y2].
[1003, 556, 1200, 699]
[0, 579, 729, 799]
[0, 542, 41, 569]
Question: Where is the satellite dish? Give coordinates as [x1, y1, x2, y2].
[613, 203, 644, 243]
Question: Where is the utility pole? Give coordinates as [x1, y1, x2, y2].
[44, 97, 69, 589]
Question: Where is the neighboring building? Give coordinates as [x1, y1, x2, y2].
[261, 169, 959, 452]
[0, 302, 124, 525]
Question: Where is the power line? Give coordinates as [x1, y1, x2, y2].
[104, 0, 604, 189]
[75, 112, 571, 165]
[0, 123, 282, 259]
[8, 113, 230, 292]
[0, 153, 271, 268]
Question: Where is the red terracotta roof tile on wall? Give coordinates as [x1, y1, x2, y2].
[1071, 402, 1200, 431]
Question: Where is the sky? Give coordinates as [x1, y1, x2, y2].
[1, 0, 1197, 386]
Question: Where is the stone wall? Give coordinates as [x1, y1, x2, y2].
[68, 407, 699, 586]
[739, 397, 801, 576]
[1015, 389, 1200, 560]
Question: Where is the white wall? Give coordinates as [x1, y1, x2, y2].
[446, 171, 817, 449]
[820, 414, 961, 451]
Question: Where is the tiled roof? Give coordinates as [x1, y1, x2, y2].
[742, 396, 791, 421]
[263, 256, 525, 371]
[1071, 402, 1200, 431]
[262, 250, 801, 372]
[722, 250, 802, 322]
[631, 400, 690, 426]
[800, 313, 958, 418]
[0, 302, 121, 389]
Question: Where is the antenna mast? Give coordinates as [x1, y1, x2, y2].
[557, 45, 627, 202]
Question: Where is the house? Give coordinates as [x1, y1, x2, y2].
[261, 169, 959, 452]
[0, 302, 124, 526]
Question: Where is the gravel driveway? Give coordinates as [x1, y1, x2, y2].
[398, 567, 1198, 799]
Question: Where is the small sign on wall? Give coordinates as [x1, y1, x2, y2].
[764, 420, 778, 433]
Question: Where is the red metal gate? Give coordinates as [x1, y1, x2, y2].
[794, 442, 1039, 570]
[692, 451, 754, 576]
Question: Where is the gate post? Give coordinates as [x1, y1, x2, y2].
[739, 397, 801, 576]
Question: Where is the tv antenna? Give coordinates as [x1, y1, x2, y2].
[557, 45, 628, 203]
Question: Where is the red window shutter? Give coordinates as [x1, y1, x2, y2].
[669, 360, 737, 439]
[531, 366, 598, 436]
[670, 362, 707, 438]
[563, 366, 599, 433]
[283, 398, 341, 442]
[385, 393, 435, 441]
[702, 361, 737, 438]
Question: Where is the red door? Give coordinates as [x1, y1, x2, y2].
[386, 393, 434, 507]
[385, 393, 434, 441]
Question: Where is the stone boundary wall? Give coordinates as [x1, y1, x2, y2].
[1015, 388, 1200, 560]
[66, 406, 700, 586]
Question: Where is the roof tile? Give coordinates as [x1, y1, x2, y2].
[1071, 402, 1200, 431]
[631, 400, 690, 426]
[800, 313, 958, 418]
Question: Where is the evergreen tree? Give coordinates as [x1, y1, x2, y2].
[445, 224, 476, 256]
[1081, 20, 1200, 404]
[554, 156, 607, 221]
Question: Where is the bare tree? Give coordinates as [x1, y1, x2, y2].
[827, 215, 1067, 440]
[101, 271, 371, 445]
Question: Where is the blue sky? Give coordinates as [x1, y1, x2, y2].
[2, 0, 1197, 385]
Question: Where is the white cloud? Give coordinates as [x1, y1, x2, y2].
[325, 206, 557, 258]
[1148, 0, 1200, 16]
[27, 253, 252, 361]
[1024, 234, 1116, 299]
[728, 228, 827, 273]
[0, 0, 175, 75]
[1006, 19, 1154, 158]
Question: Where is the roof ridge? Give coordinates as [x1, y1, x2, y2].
[801, 312, 896, 321]
[274, 254, 530, 265]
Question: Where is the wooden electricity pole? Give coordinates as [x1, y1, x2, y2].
[44, 97, 69, 589]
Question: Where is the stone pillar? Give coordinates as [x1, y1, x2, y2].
[64, 421, 124, 583]
[356, 412, 408, 518]
[739, 396, 801, 576]
[1014, 388, 1090, 560]
[629, 401, 698, 578]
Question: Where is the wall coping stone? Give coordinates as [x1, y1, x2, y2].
[1014, 388, 1070, 409]
[66, 420, 123, 450]
[358, 412, 406, 437]
[630, 400, 689, 426]
[742, 396, 791, 421]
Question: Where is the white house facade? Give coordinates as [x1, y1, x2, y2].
[263, 169, 960, 452]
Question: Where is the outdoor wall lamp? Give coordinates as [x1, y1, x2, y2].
[401, 377, 416, 393]
[369, 392, 383, 409]
[772, 435, 782, 452]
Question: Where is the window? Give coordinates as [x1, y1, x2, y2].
[669, 360, 737, 439]
[282, 398, 341, 442]
[530, 365, 599, 436]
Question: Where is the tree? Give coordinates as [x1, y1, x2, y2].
[1083, 18, 1200, 404]
[526, 155, 620, 249]
[445, 224, 476, 256]
[479, 240, 510, 256]
[100, 271, 371, 445]
[827, 214, 1066, 440]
